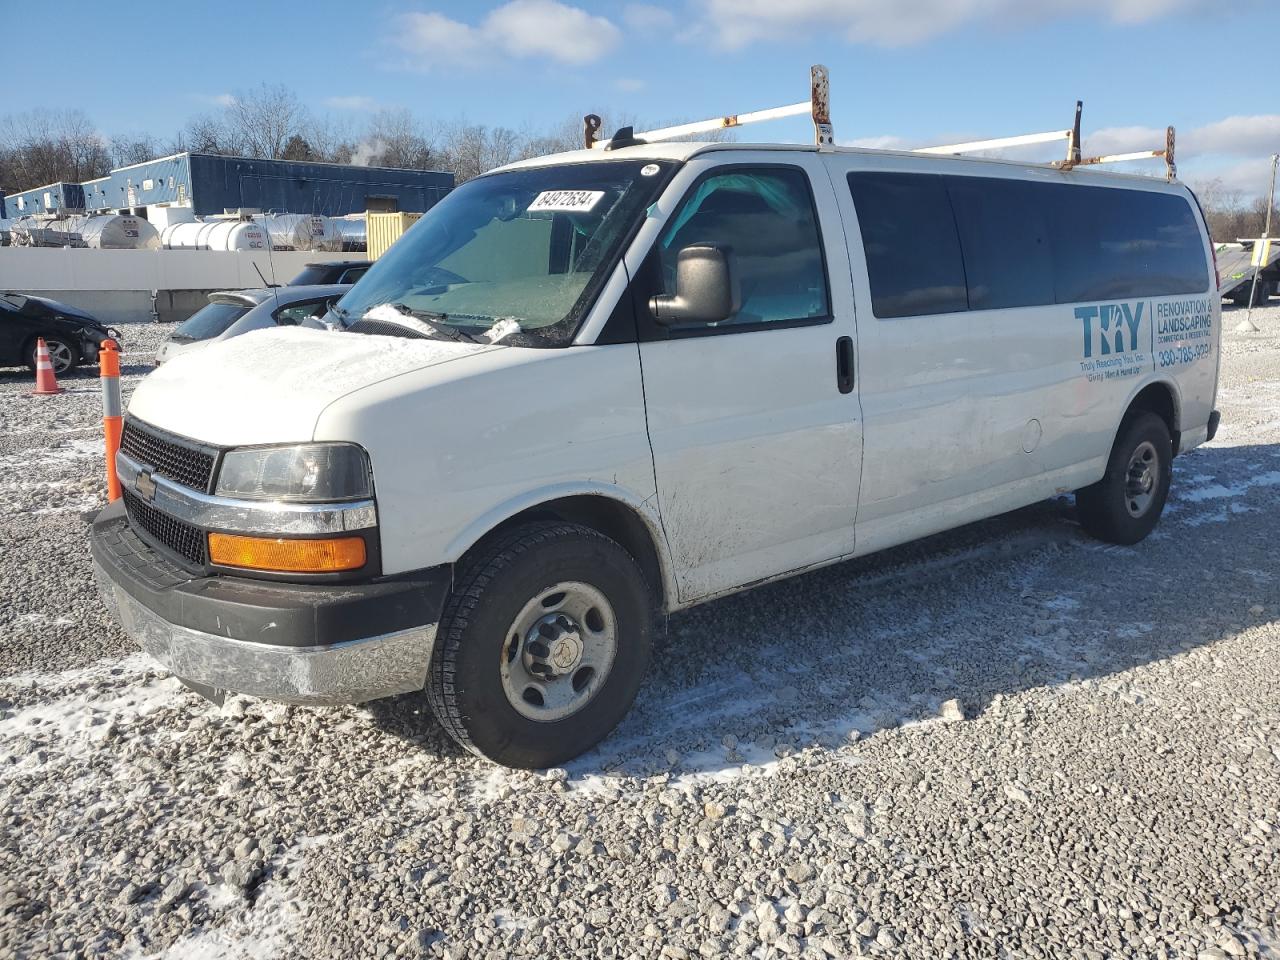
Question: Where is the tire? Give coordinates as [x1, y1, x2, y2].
[27, 337, 77, 374]
[1230, 281, 1271, 307]
[1075, 411, 1173, 545]
[427, 521, 654, 768]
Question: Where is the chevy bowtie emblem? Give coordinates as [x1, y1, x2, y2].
[134, 469, 158, 502]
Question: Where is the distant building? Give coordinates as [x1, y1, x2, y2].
[4, 153, 453, 220]
[4, 181, 86, 216]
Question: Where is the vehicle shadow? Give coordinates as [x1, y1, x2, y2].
[0, 362, 152, 385]
[374, 437, 1280, 780]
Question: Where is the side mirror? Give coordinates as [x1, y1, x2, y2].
[649, 244, 739, 326]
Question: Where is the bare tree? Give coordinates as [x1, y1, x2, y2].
[346, 109, 434, 169]
[110, 133, 162, 168]
[0, 109, 111, 191]
[1192, 176, 1276, 241]
[181, 84, 310, 160]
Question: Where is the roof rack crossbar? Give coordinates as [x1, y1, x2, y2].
[914, 129, 1073, 156]
[585, 65, 834, 151]
[1060, 124, 1177, 181]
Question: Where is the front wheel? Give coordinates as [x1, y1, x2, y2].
[1075, 411, 1173, 545]
[27, 337, 77, 374]
[427, 522, 653, 768]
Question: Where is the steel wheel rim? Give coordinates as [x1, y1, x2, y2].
[45, 341, 73, 373]
[500, 581, 618, 722]
[1124, 440, 1159, 518]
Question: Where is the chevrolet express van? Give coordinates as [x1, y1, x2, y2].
[92, 140, 1220, 767]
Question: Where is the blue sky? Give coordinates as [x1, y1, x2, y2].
[4, 0, 1279, 195]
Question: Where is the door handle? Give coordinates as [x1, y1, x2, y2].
[836, 336, 854, 394]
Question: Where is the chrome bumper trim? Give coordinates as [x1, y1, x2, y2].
[94, 560, 433, 706]
[116, 451, 378, 535]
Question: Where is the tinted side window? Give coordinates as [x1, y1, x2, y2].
[659, 167, 829, 327]
[274, 300, 327, 325]
[846, 173, 967, 319]
[947, 177, 1055, 310]
[849, 172, 1209, 317]
[1047, 184, 1208, 301]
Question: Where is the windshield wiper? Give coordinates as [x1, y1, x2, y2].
[386, 303, 484, 344]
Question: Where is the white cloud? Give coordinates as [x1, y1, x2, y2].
[323, 95, 380, 112]
[194, 93, 236, 108]
[845, 134, 917, 150]
[624, 3, 677, 32]
[1183, 115, 1280, 157]
[396, 0, 620, 66]
[699, 0, 1230, 48]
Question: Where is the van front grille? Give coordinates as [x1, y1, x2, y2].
[122, 489, 207, 568]
[120, 419, 217, 492]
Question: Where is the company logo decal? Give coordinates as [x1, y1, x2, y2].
[1076, 302, 1148, 382]
[1077, 302, 1143, 359]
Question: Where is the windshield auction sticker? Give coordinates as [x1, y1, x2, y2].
[528, 190, 605, 213]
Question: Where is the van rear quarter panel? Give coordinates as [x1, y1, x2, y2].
[829, 152, 1218, 550]
[313, 344, 659, 577]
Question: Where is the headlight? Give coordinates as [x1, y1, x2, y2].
[215, 443, 372, 502]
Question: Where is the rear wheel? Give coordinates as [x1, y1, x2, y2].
[27, 337, 77, 374]
[1075, 411, 1173, 545]
[427, 521, 653, 768]
[1231, 280, 1271, 306]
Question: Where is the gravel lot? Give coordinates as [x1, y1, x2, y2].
[2, 308, 1279, 960]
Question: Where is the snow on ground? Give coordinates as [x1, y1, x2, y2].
[2, 310, 1280, 958]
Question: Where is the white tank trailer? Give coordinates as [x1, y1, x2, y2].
[259, 213, 343, 252]
[160, 219, 269, 252]
[331, 215, 367, 253]
[9, 214, 160, 249]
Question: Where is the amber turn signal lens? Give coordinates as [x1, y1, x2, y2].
[208, 533, 366, 573]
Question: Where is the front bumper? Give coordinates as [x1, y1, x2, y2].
[91, 500, 450, 705]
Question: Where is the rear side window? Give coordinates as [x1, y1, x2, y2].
[273, 299, 328, 325]
[172, 302, 249, 340]
[845, 173, 967, 318]
[847, 172, 1209, 318]
[1047, 184, 1209, 301]
[947, 177, 1055, 310]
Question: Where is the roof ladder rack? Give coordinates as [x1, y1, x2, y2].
[916, 101, 1177, 180]
[584, 65, 835, 152]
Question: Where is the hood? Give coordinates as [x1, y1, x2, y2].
[127, 326, 497, 446]
[18, 294, 104, 328]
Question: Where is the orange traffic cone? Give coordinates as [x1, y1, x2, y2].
[31, 338, 64, 396]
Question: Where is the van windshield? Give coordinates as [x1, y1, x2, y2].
[335, 160, 674, 346]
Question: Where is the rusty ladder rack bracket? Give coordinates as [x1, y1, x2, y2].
[584, 65, 834, 151]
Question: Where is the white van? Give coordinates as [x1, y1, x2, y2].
[92, 138, 1220, 768]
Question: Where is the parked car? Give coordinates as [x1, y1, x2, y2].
[93, 138, 1220, 769]
[287, 260, 370, 286]
[0, 292, 121, 374]
[154, 284, 352, 365]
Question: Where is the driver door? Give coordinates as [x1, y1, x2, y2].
[635, 155, 863, 603]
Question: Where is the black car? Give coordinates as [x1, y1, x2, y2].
[287, 260, 370, 286]
[0, 292, 122, 375]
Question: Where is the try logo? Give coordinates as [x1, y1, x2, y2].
[1076, 302, 1144, 359]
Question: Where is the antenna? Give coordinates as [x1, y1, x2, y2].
[585, 65, 835, 150]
